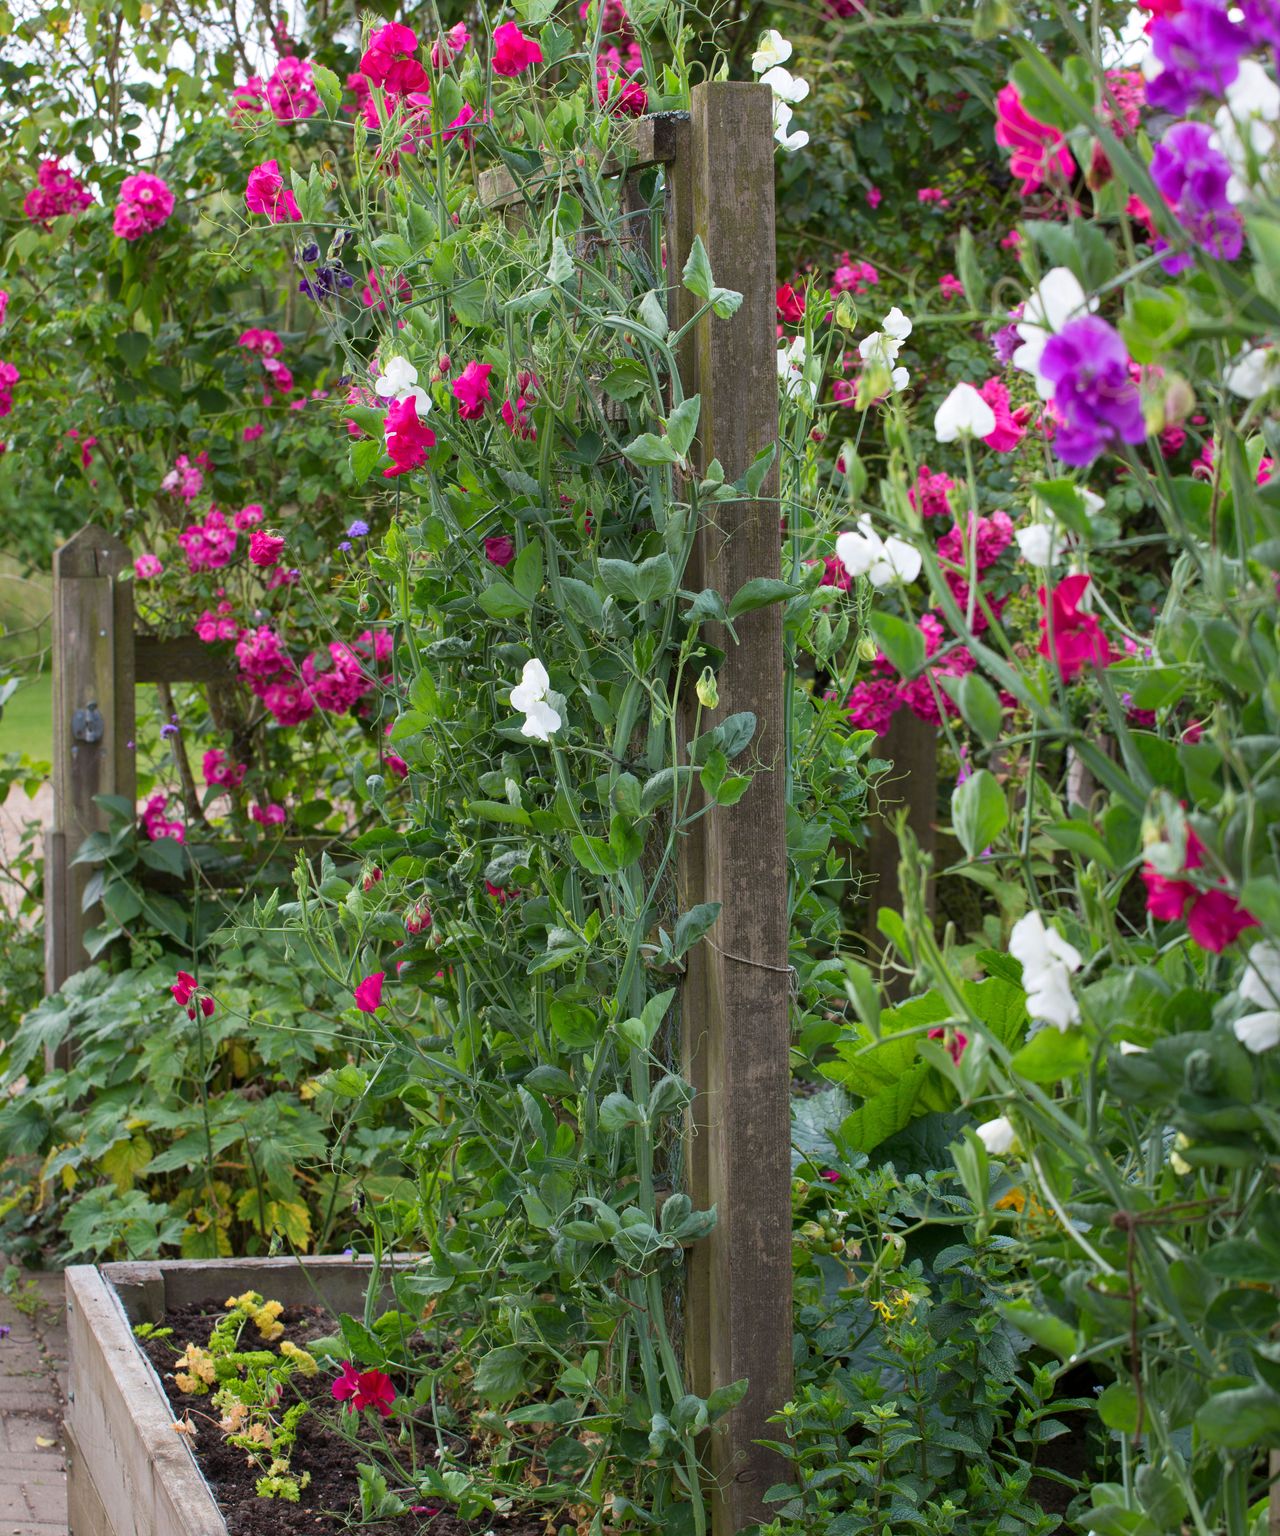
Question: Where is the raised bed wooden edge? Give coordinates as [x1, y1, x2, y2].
[65, 1255, 390, 1536]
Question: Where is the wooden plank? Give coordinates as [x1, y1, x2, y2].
[477, 117, 685, 209]
[674, 81, 792, 1534]
[65, 1423, 115, 1536]
[64, 1266, 226, 1536]
[102, 1254, 403, 1321]
[135, 635, 233, 685]
[47, 528, 135, 993]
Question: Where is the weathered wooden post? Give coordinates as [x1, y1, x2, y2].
[46, 527, 136, 993]
[670, 81, 793, 1533]
[864, 709, 938, 952]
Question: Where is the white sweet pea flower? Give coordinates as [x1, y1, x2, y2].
[1224, 344, 1280, 400]
[773, 100, 809, 152]
[776, 336, 814, 400]
[1212, 63, 1280, 199]
[375, 356, 430, 411]
[1234, 1011, 1280, 1054]
[751, 29, 792, 72]
[1117, 1040, 1148, 1055]
[510, 658, 562, 742]
[1241, 941, 1280, 1010]
[1012, 268, 1098, 400]
[890, 366, 910, 392]
[976, 1116, 1017, 1156]
[760, 65, 809, 104]
[934, 382, 997, 443]
[881, 307, 913, 343]
[1015, 522, 1059, 568]
[835, 516, 921, 588]
[1010, 911, 1083, 1032]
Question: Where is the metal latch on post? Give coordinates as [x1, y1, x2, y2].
[71, 702, 105, 744]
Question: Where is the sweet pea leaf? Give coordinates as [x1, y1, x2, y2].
[952, 770, 1006, 858]
[869, 612, 924, 679]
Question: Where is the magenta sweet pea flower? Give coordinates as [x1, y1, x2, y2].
[1149, 120, 1243, 274]
[332, 1361, 396, 1417]
[244, 159, 301, 223]
[994, 85, 1074, 196]
[1146, 0, 1249, 113]
[1037, 574, 1112, 681]
[360, 22, 428, 92]
[354, 972, 386, 1013]
[452, 360, 493, 419]
[113, 172, 175, 240]
[492, 20, 543, 75]
[383, 395, 436, 478]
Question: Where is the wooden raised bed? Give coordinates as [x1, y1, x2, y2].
[64, 1255, 385, 1536]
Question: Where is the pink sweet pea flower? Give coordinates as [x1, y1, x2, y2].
[452, 360, 493, 419]
[360, 22, 428, 92]
[994, 84, 1075, 196]
[1143, 826, 1258, 951]
[171, 971, 198, 1006]
[978, 378, 1027, 454]
[484, 534, 515, 567]
[383, 395, 436, 478]
[938, 272, 965, 302]
[492, 20, 543, 75]
[354, 972, 386, 1012]
[244, 160, 301, 223]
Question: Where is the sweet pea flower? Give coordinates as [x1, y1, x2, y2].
[1040, 317, 1147, 465]
[835, 517, 922, 588]
[751, 30, 792, 71]
[1011, 268, 1098, 399]
[383, 395, 436, 478]
[354, 972, 386, 1013]
[172, 971, 198, 1006]
[452, 361, 493, 419]
[360, 22, 428, 93]
[1009, 911, 1083, 1031]
[332, 1362, 396, 1417]
[777, 336, 815, 400]
[934, 383, 997, 443]
[244, 160, 301, 223]
[994, 85, 1074, 195]
[760, 65, 809, 104]
[1143, 0, 1250, 115]
[1241, 941, 1280, 1009]
[772, 100, 809, 153]
[976, 1117, 1017, 1156]
[492, 21, 543, 75]
[1037, 573, 1111, 680]
[1015, 522, 1060, 567]
[374, 356, 430, 411]
[485, 534, 515, 566]
[1224, 343, 1280, 399]
[510, 658, 562, 741]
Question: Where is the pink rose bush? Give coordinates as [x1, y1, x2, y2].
[113, 173, 174, 240]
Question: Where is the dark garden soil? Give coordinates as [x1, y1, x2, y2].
[140, 1300, 563, 1536]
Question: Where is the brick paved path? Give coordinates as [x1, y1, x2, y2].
[0, 1272, 67, 1535]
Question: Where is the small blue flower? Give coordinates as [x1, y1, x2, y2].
[347, 519, 370, 538]
[339, 541, 353, 553]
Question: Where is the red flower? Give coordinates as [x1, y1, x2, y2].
[244, 159, 300, 223]
[171, 971, 198, 1006]
[331, 1361, 396, 1418]
[928, 1026, 968, 1063]
[1037, 574, 1111, 681]
[994, 85, 1074, 196]
[776, 283, 806, 326]
[492, 21, 542, 76]
[484, 534, 515, 567]
[1143, 827, 1258, 952]
[354, 972, 386, 1012]
[359, 23, 427, 93]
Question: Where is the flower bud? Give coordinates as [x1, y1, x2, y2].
[857, 635, 878, 663]
[696, 667, 719, 710]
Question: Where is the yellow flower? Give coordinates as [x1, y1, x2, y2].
[253, 1300, 285, 1342]
[869, 1287, 915, 1324]
[174, 1343, 217, 1393]
[280, 1341, 318, 1377]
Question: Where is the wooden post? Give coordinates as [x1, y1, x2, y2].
[864, 709, 937, 938]
[46, 527, 135, 993]
[672, 82, 792, 1532]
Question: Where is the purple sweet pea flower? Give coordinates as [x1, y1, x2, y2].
[992, 323, 1022, 366]
[1146, 0, 1251, 114]
[1149, 120, 1245, 274]
[1243, 0, 1280, 49]
[1040, 317, 1147, 468]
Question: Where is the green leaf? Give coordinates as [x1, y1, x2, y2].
[1010, 1026, 1087, 1084]
[474, 1345, 529, 1403]
[115, 331, 150, 370]
[312, 63, 341, 116]
[350, 437, 384, 485]
[680, 235, 743, 318]
[673, 903, 721, 960]
[638, 289, 669, 338]
[839, 1064, 931, 1153]
[478, 579, 532, 619]
[665, 395, 700, 459]
[547, 235, 573, 284]
[952, 770, 1006, 859]
[622, 432, 680, 469]
[511, 538, 544, 601]
[869, 612, 925, 679]
[599, 1092, 643, 1133]
[727, 578, 799, 619]
[999, 1301, 1077, 1362]
[1196, 1384, 1280, 1448]
[951, 673, 1003, 745]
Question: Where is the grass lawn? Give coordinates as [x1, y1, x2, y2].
[0, 672, 52, 764]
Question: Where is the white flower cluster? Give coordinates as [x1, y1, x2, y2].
[835, 516, 921, 588]
[1009, 911, 1083, 1032]
[510, 658, 561, 742]
[858, 305, 913, 393]
[752, 31, 809, 153]
[374, 355, 430, 412]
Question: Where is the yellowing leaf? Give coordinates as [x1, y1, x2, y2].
[100, 1133, 153, 1193]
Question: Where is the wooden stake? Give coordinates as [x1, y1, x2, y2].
[46, 527, 135, 993]
[672, 81, 792, 1532]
